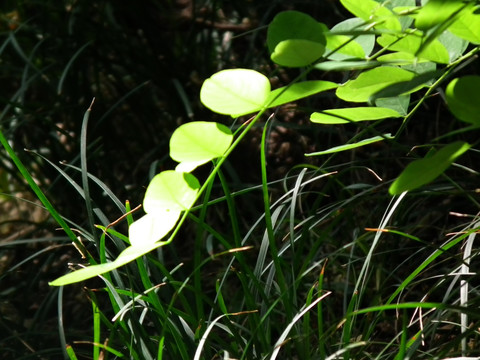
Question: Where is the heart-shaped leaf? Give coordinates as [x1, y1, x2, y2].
[170, 122, 233, 172]
[200, 69, 270, 116]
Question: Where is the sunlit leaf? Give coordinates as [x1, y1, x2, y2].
[144, 171, 200, 213]
[377, 32, 450, 64]
[200, 69, 270, 116]
[370, 70, 439, 101]
[446, 75, 480, 125]
[170, 122, 233, 172]
[129, 211, 181, 246]
[336, 66, 416, 103]
[267, 11, 326, 54]
[415, 0, 466, 31]
[266, 81, 337, 108]
[271, 39, 325, 67]
[310, 107, 401, 124]
[340, 0, 401, 31]
[389, 141, 470, 195]
[325, 33, 365, 60]
[327, 18, 375, 60]
[49, 242, 165, 286]
[448, 4, 480, 44]
[314, 60, 380, 72]
[306, 134, 393, 156]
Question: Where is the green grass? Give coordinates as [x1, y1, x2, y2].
[2, 1, 480, 359]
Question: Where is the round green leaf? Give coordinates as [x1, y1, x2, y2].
[389, 141, 470, 195]
[446, 76, 480, 125]
[129, 212, 181, 246]
[144, 170, 200, 213]
[267, 11, 326, 54]
[170, 122, 233, 172]
[200, 69, 270, 116]
[271, 39, 325, 68]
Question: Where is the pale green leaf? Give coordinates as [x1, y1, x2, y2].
[389, 141, 470, 195]
[266, 81, 338, 108]
[200, 69, 270, 116]
[310, 107, 401, 124]
[170, 122, 233, 172]
[129, 211, 181, 247]
[306, 134, 393, 156]
[336, 66, 416, 103]
[49, 242, 165, 286]
[143, 171, 200, 213]
[271, 39, 325, 67]
[340, 0, 401, 31]
[446, 75, 480, 125]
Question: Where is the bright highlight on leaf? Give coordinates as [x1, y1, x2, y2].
[129, 211, 181, 247]
[170, 122, 233, 172]
[310, 107, 401, 124]
[389, 141, 470, 195]
[200, 69, 270, 116]
[144, 171, 200, 214]
[446, 76, 480, 125]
